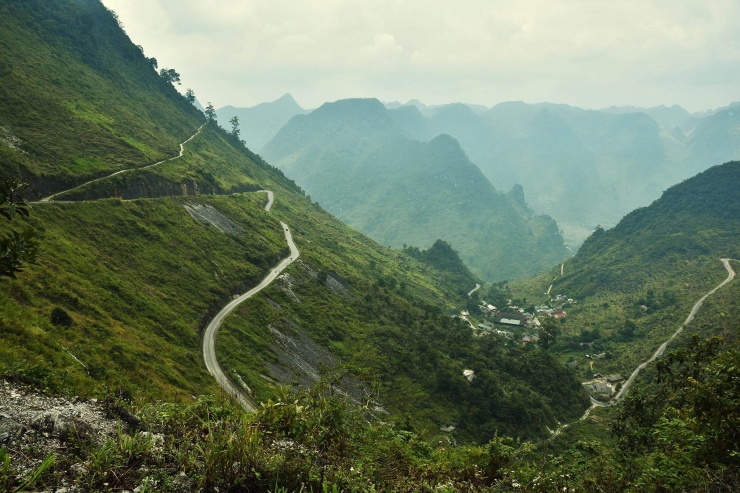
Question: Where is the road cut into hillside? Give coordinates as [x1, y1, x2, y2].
[611, 257, 736, 403]
[33, 123, 297, 412]
[549, 258, 736, 442]
[202, 194, 300, 411]
[41, 124, 205, 202]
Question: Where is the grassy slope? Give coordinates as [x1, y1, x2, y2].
[1, 125, 590, 440]
[218, 190, 589, 442]
[1, 192, 285, 399]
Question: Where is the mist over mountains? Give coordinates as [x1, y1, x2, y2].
[261, 98, 569, 282]
[216, 94, 307, 151]
[387, 99, 740, 245]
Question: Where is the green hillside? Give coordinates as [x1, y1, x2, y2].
[507, 160, 739, 386]
[488, 162, 740, 492]
[0, 0, 588, 448]
[0, 0, 204, 196]
[262, 98, 569, 282]
[557, 161, 740, 298]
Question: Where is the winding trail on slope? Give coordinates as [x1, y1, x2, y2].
[40, 124, 205, 202]
[467, 284, 481, 297]
[611, 257, 736, 403]
[202, 193, 299, 411]
[548, 258, 736, 442]
[258, 190, 274, 212]
[546, 262, 566, 296]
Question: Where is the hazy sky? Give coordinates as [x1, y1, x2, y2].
[101, 0, 739, 112]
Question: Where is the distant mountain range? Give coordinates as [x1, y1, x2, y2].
[216, 94, 307, 152]
[385, 99, 740, 246]
[228, 94, 738, 248]
[262, 98, 569, 282]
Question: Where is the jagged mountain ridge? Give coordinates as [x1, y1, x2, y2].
[384, 99, 740, 247]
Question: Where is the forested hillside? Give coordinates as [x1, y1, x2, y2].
[262, 98, 569, 281]
[492, 161, 740, 492]
[557, 161, 740, 298]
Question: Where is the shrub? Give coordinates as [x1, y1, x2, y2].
[50, 307, 73, 327]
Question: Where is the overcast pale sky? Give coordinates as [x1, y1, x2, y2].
[101, 0, 739, 112]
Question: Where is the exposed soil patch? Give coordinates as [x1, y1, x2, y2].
[183, 202, 245, 236]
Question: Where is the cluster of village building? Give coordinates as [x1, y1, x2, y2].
[464, 293, 575, 344]
[456, 292, 630, 400]
[458, 292, 629, 400]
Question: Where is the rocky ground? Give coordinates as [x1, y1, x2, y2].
[0, 376, 152, 492]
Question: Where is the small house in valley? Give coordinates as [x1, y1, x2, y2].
[494, 312, 526, 327]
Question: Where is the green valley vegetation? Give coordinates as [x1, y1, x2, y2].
[262, 98, 569, 282]
[489, 162, 740, 491]
[506, 161, 739, 382]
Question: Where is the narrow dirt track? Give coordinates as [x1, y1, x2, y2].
[40, 124, 204, 202]
[548, 258, 736, 441]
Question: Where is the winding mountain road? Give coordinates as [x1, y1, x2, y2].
[549, 258, 736, 442]
[203, 210, 300, 411]
[611, 257, 736, 403]
[40, 124, 204, 202]
[546, 262, 566, 296]
[258, 190, 274, 212]
[467, 284, 481, 297]
[33, 123, 300, 411]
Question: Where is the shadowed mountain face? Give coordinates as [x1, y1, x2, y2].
[216, 94, 306, 152]
[263, 98, 569, 282]
[553, 160, 740, 298]
[384, 100, 740, 247]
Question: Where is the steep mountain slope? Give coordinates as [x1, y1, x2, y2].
[0, 0, 203, 196]
[0, 0, 588, 443]
[215, 93, 306, 152]
[556, 161, 740, 297]
[263, 98, 569, 281]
